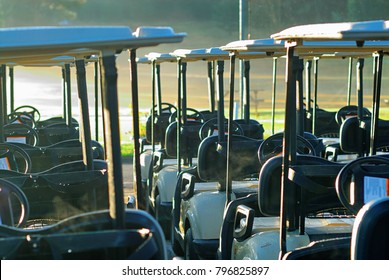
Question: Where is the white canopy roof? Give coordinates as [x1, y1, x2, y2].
[222, 36, 389, 58]
[137, 52, 177, 64]
[221, 38, 284, 52]
[271, 20, 389, 41]
[170, 47, 229, 61]
[0, 26, 186, 62]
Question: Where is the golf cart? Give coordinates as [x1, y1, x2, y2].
[136, 52, 177, 211]
[147, 47, 233, 238]
[0, 25, 185, 259]
[223, 19, 389, 260]
[170, 39, 293, 260]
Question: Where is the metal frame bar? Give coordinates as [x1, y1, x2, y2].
[305, 60, 312, 133]
[64, 63, 73, 128]
[217, 60, 226, 143]
[207, 61, 215, 112]
[94, 61, 99, 141]
[271, 58, 278, 135]
[75, 59, 94, 171]
[129, 49, 142, 220]
[0, 65, 6, 142]
[370, 52, 384, 155]
[225, 53, 236, 205]
[279, 44, 298, 259]
[243, 60, 250, 123]
[9, 66, 14, 113]
[347, 57, 354, 106]
[312, 58, 319, 135]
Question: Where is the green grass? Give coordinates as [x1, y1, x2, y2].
[121, 142, 134, 158]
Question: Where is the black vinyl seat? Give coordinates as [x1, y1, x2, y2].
[0, 209, 167, 260]
[351, 198, 389, 260]
[164, 120, 203, 162]
[234, 119, 265, 140]
[335, 156, 389, 260]
[145, 112, 172, 148]
[283, 236, 351, 260]
[197, 135, 262, 184]
[223, 155, 352, 260]
[173, 134, 262, 258]
[259, 155, 345, 217]
[36, 122, 80, 146]
[326, 116, 389, 161]
[305, 108, 339, 138]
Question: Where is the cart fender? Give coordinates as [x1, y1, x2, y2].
[184, 191, 226, 240]
[155, 164, 179, 203]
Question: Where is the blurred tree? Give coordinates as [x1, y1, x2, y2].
[0, 0, 87, 27]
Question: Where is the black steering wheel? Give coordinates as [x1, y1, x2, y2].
[0, 143, 32, 173]
[335, 105, 371, 125]
[0, 178, 30, 227]
[14, 105, 41, 122]
[168, 108, 205, 123]
[199, 118, 244, 140]
[258, 132, 317, 166]
[151, 102, 177, 116]
[4, 123, 40, 146]
[8, 112, 37, 129]
[335, 156, 389, 215]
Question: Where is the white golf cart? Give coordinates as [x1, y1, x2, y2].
[225, 19, 389, 260]
[149, 47, 233, 237]
[171, 39, 291, 260]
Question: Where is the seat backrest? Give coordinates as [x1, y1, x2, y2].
[339, 116, 368, 154]
[340, 117, 389, 154]
[197, 135, 262, 182]
[164, 120, 203, 160]
[234, 119, 265, 140]
[305, 108, 339, 137]
[17, 160, 109, 221]
[199, 110, 218, 122]
[258, 155, 345, 217]
[351, 197, 389, 260]
[37, 117, 78, 128]
[145, 112, 172, 147]
[283, 237, 351, 260]
[36, 122, 80, 146]
[375, 119, 389, 149]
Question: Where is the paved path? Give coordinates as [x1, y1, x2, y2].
[122, 156, 134, 203]
[121, 157, 177, 259]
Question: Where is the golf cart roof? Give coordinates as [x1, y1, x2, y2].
[171, 47, 230, 61]
[1, 55, 75, 66]
[0, 26, 186, 60]
[271, 19, 389, 41]
[137, 52, 177, 64]
[293, 40, 389, 54]
[221, 38, 285, 53]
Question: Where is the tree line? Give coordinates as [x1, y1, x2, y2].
[1, 0, 388, 40]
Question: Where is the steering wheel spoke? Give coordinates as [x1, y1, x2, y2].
[14, 105, 41, 122]
[0, 143, 32, 173]
[0, 179, 29, 227]
[258, 132, 317, 165]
